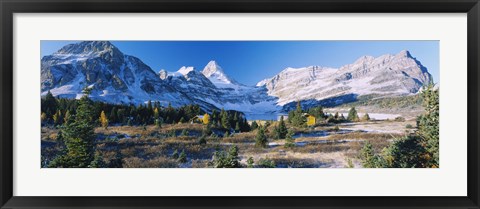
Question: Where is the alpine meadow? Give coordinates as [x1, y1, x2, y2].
[40, 41, 439, 168]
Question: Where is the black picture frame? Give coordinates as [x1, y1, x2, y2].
[1, 0, 479, 208]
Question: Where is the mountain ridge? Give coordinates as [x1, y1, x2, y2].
[41, 41, 433, 118]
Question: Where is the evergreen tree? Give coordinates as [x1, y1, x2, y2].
[220, 109, 230, 130]
[290, 101, 305, 127]
[417, 84, 439, 167]
[235, 122, 241, 133]
[172, 149, 179, 159]
[63, 110, 71, 124]
[247, 157, 254, 168]
[255, 126, 268, 148]
[227, 145, 240, 168]
[277, 116, 288, 139]
[52, 110, 63, 126]
[284, 129, 295, 148]
[99, 110, 109, 129]
[178, 150, 187, 163]
[89, 152, 107, 168]
[376, 84, 439, 168]
[43, 90, 57, 118]
[251, 121, 259, 130]
[241, 118, 251, 132]
[308, 106, 325, 120]
[362, 113, 370, 121]
[347, 107, 359, 121]
[181, 129, 188, 136]
[49, 95, 96, 168]
[155, 118, 162, 128]
[360, 141, 380, 168]
[203, 123, 212, 136]
[382, 136, 426, 168]
[211, 146, 240, 168]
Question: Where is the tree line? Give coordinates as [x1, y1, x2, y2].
[41, 91, 249, 132]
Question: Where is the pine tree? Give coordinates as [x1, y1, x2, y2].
[360, 141, 379, 168]
[247, 157, 254, 168]
[211, 146, 241, 168]
[172, 149, 179, 159]
[52, 110, 63, 126]
[290, 101, 305, 127]
[63, 110, 71, 124]
[227, 145, 240, 168]
[235, 122, 241, 133]
[277, 116, 288, 139]
[43, 90, 57, 118]
[203, 123, 212, 136]
[255, 126, 268, 148]
[417, 83, 439, 167]
[155, 118, 162, 128]
[220, 108, 230, 130]
[181, 129, 188, 136]
[347, 107, 359, 121]
[362, 113, 370, 121]
[50, 95, 96, 168]
[284, 129, 295, 148]
[99, 110, 109, 129]
[178, 150, 187, 163]
[251, 121, 259, 130]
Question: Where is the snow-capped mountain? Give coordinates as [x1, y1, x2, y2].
[160, 64, 280, 114]
[201, 60, 243, 88]
[257, 50, 432, 106]
[41, 41, 433, 118]
[41, 41, 192, 105]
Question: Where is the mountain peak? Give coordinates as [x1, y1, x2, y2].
[202, 60, 224, 77]
[55, 41, 117, 55]
[178, 66, 195, 75]
[396, 50, 412, 58]
[200, 60, 244, 87]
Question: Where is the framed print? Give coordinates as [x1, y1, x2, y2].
[1, 0, 479, 208]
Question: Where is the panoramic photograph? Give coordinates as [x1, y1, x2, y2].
[40, 41, 439, 168]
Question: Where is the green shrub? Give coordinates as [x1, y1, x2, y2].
[210, 146, 240, 168]
[257, 158, 275, 168]
[178, 150, 187, 163]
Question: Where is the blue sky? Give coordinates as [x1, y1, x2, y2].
[41, 41, 439, 85]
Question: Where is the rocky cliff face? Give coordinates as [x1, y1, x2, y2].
[256, 50, 432, 106]
[41, 41, 191, 105]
